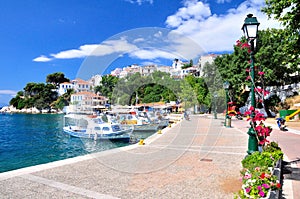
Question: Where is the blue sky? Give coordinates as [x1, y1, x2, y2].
[0, 0, 280, 105]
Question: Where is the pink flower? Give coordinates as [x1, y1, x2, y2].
[245, 187, 251, 193]
[259, 191, 265, 197]
[258, 71, 265, 75]
[245, 68, 250, 72]
[244, 173, 252, 179]
[262, 184, 270, 189]
[257, 185, 262, 191]
[246, 76, 251, 80]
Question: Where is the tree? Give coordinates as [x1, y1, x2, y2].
[46, 72, 70, 87]
[94, 75, 119, 102]
[256, 28, 295, 85]
[262, 0, 300, 69]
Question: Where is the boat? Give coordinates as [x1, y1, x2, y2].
[63, 114, 133, 141]
[109, 111, 160, 132]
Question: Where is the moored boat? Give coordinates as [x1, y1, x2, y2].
[63, 114, 133, 141]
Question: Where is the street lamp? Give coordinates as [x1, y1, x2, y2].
[242, 13, 260, 154]
[223, 81, 230, 127]
[213, 91, 218, 119]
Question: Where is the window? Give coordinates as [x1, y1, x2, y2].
[102, 127, 110, 131]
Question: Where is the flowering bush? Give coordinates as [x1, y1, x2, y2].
[239, 167, 281, 198]
[236, 142, 283, 199]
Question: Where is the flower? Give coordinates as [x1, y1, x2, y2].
[259, 190, 265, 197]
[262, 183, 270, 189]
[239, 168, 280, 198]
[258, 71, 265, 75]
[245, 187, 251, 193]
[276, 183, 281, 189]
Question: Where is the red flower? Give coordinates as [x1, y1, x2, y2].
[241, 43, 250, 49]
[260, 172, 266, 179]
[263, 90, 270, 96]
[276, 183, 281, 189]
[258, 71, 265, 75]
[236, 40, 242, 46]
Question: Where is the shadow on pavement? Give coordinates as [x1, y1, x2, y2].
[282, 158, 300, 181]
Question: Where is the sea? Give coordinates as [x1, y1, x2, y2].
[0, 114, 154, 173]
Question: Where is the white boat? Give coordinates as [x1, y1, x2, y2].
[110, 111, 160, 132]
[63, 114, 133, 141]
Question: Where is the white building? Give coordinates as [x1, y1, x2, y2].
[58, 82, 74, 96]
[89, 75, 102, 87]
[72, 78, 92, 93]
[157, 66, 171, 74]
[69, 91, 108, 113]
[110, 68, 123, 77]
[140, 65, 157, 76]
[172, 58, 184, 71]
[198, 54, 218, 76]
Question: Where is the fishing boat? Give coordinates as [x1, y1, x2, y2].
[110, 111, 160, 132]
[63, 114, 133, 141]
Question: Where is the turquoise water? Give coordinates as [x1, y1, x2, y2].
[0, 114, 153, 173]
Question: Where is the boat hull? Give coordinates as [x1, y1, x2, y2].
[63, 126, 131, 141]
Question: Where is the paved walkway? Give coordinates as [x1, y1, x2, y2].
[0, 115, 248, 198]
[1, 115, 298, 198]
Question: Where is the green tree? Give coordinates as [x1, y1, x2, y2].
[46, 72, 70, 87]
[94, 75, 119, 102]
[262, 0, 300, 69]
[256, 28, 295, 85]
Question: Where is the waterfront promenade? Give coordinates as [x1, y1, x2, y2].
[0, 115, 297, 198]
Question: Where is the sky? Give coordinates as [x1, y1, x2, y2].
[0, 0, 281, 106]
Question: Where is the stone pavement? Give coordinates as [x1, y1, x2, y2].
[0, 115, 249, 199]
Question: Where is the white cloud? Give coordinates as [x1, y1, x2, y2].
[0, 90, 17, 95]
[133, 38, 145, 43]
[129, 49, 176, 60]
[34, 38, 139, 61]
[166, 0, 281, 52]
[34, 0, 282, 65]
[216, 0, 231, 3]
[125, 0, 153, 5]
[33, 55, 52, 62]
[166, 1, 211, 28]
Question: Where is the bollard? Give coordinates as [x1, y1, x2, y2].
[138, 139, 145, 145]
[157, 129, 162, 134]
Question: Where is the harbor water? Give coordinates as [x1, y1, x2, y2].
[0, 114, 155, 173]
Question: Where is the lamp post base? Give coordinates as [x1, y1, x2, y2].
[247, 127, 258, 155]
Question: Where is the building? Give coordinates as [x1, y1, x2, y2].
[198, 54, 218, 77]
[89, 75, 102, 87]
[69, 91, 108, 113]
[71, 78, 92, 93]
[140, 65, 157, 76]
[157, 66, 171, 74]
[58, 82, 74, 96]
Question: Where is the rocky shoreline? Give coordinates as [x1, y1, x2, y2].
[0, 105, 63, 114]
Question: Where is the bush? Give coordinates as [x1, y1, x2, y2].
[236, 142, 283, 198]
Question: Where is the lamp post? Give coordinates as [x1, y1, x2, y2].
[223, 81, 230, 127]
[242, 13, 260, 154]
[213, 91, 218, 119]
